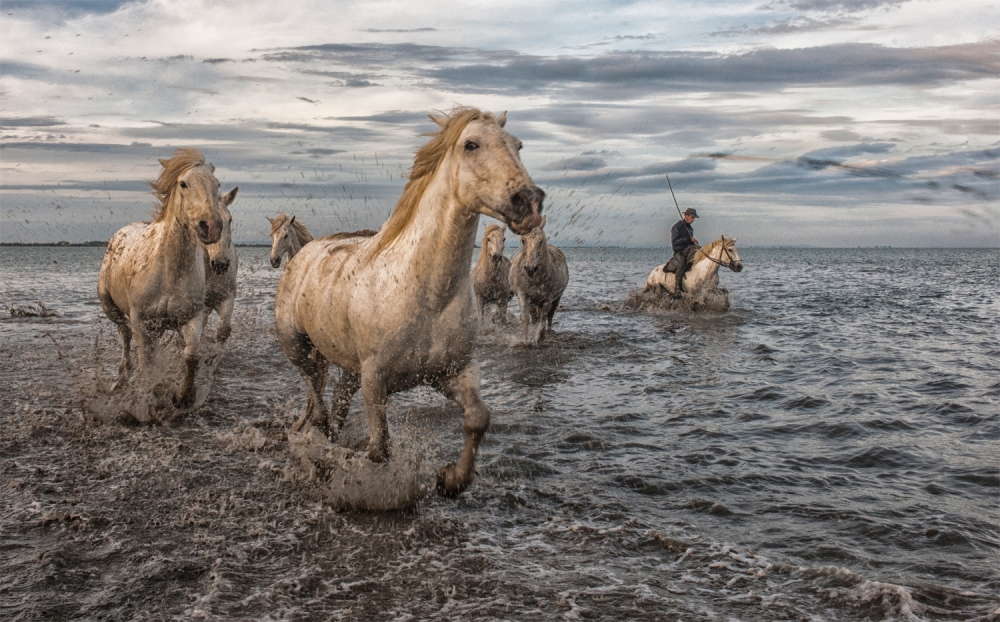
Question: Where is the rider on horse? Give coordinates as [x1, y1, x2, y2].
[666, 208, 699, 292]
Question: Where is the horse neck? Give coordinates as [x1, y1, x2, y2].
[155, 208, 202, 271]
[688, 243, 723, 286]
[287, 229, 304, 258]
[390, 169, 478, 299]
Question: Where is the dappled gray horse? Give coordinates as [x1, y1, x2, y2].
[273, 108, 544, 495]
[509, 217, 568, 345]
[471, 224, 513, 323]
[98, 149, 236, 408]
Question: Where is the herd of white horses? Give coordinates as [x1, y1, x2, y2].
[97, 108, 743, 495]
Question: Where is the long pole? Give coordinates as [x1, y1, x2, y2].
[665, 174, 684, 221]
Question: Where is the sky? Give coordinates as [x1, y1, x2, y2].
[1, 0, 997, 247]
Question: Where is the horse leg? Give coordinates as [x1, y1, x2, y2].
[546, 296, 560, 331]
[329, 368, 360, 437]
[435, 359, 490, 496]
[517, 293, 531, 341]
[173, 314, 204, 409]
[215, 293, 234, 344]
[476, 294, 485, 322]
[360, 362, 390, 462]
[101, 296, 133, 389]
[495, 297, 508, 325]
[290, 341, 330, 434]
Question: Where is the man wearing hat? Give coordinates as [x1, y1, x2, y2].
[667, 207, 699, 292]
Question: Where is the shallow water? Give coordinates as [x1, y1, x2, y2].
[1, 245, 997, 620]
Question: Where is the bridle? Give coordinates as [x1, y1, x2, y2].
[699, 242, 739, 271]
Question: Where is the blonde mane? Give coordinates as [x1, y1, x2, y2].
[373, 107, 492, 257]
[483, 223, 502, 236]
[270, 212, 314, 243]
[693, 236, 731, 263]
[150, 148, 210, 221]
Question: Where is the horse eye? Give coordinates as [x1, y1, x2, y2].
[179, 181, 188, 189]
[465, 140, 479, 151]
[517, 142, 523, 151]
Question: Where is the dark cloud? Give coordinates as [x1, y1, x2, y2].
[426, 41, 998, 95]
[290, 148, 347, 157]
[0, 141, 161, 155]
[203, 58, 235, 64]
[0, 117, 66, 128]
[297, 97, 320, 104]
[1, 0, 130, 17]
[332, 110, 431, 125]
[541, 155, 609, 171]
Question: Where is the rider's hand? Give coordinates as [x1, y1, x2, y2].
[692, 238, 698, 245]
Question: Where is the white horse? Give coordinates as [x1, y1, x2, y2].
[644, 235, 743, 294]
[274, 108, 544, 495]
[98, 148, 235, 408]
[509, 216, 569, 345]
[471, 224, 513, 323]
[202, 189, 238, 343]
[267, 213, 314, 269]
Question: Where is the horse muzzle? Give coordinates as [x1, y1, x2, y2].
[197, 219, 223, 245]
[211, 259, 230, 275]
[732, 261, 743, 273]
[524, 265, 539, 277]
[270, 256, 282, 269]
[508, 186, 545, 234]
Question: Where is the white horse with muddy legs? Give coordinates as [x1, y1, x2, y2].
[274, 108, 544, 495]
[267, 213, 313, 269]
[644, 235, 743, 295]
[98, 148, 233, 408]
[509, 217, 569, 345]
[471, 224, 513, 323]
[202, 187, 239, 343]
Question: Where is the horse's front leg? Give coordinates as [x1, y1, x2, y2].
[174, 314, 204, 409]
[435, 359, 490, 495]
[215, 293, 235, 344]
[329, 368, 360, 437]
[360, 362, 390, 462]
[517, 293, 531, 341]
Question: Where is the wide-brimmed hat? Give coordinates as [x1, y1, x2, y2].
[683, 208, 699, 218]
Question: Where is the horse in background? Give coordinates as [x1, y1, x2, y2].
[267, 213, 313, 268]
[644, 235, 743, 295]
[202, 187, 239, 343]
[274, 108, 544, 495]
[98, 148, 234, 408]
[471, 224, 513, 323]
[509, 216, 569, 345]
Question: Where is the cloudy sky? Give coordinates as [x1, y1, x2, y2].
[1, 0, 997, 246]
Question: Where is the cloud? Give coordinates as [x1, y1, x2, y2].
[775, 0, 911, 13]
[361, 28, 438, 33]
[541, 155, 609, 171]
[0, 116, 66, 128]
[714, 16, 858, 36]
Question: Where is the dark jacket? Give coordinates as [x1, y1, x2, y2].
[671, 219, 694, 253]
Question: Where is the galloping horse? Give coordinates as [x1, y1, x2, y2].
[203, 188, 238, 343]
[98, 149, 236, 408]
[644, 235, 743, 294]
[471, 224, 513, 323]
[509, 217, 569, 344]
[274, 108, 544, 495]
[267, 213, 313, 268]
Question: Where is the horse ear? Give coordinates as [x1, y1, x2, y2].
[731, 236, 738, 243]
[500, 225, 506, 233]
[497, 111, 507, 128]
[428, 114, 447, 127]
[266, 216, 274, 225]
[209, 163, 216, 173]
[158, 158, 168, 167]
[289, 215, 296, 224]
[540, 215, 547, 229]
[223, 186, 238, 206]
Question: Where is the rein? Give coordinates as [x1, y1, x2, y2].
[699, 243, 736, 270]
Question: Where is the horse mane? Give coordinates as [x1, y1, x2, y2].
[150, 148, 209, 222]
[483, 224, 502, 236]
[694, 237, 725, 263]
[372, 107, 491, 257]
[319, 230, 378, 242]
[270, 212, 314, 244]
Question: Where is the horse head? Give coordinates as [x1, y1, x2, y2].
[483, 224, 507, 262]
[268, 213, 295, 268]
[205, 187, 238, 274]
[154, 149, 228, 245]
[437, 110, 545, 235]
[518, 216, 548, 277]
[722, 235, 743, 272]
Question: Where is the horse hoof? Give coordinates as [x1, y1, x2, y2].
[367, 445, 390, 463]
[172, 391, 194, 410]
[436, 463, 467, 496]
